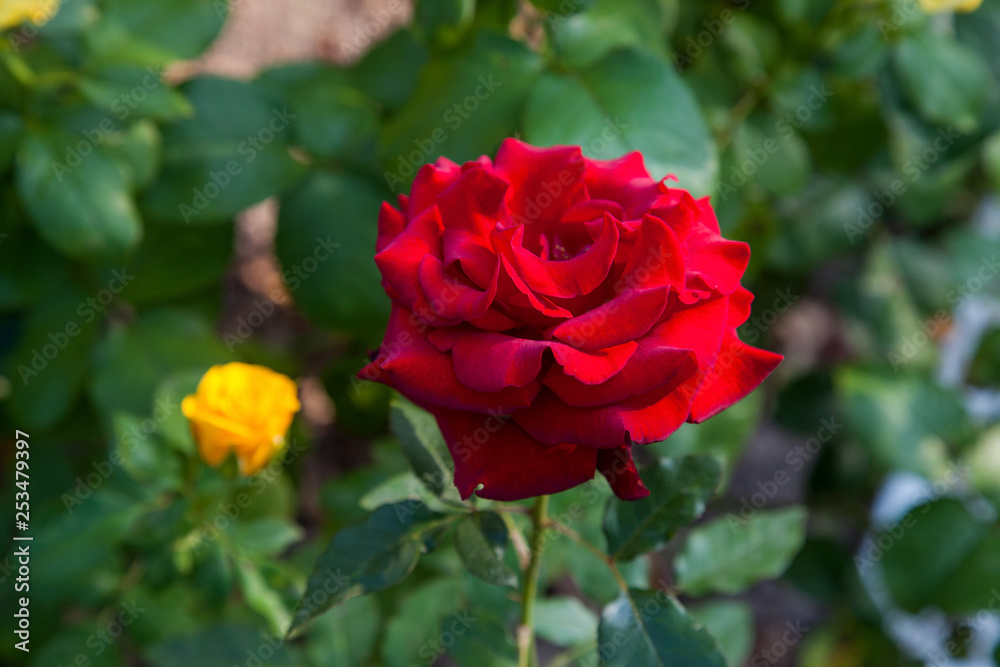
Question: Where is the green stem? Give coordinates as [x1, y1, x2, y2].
[518, 495, 549, 667]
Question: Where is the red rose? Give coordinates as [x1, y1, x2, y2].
[360, 139, 782, 502]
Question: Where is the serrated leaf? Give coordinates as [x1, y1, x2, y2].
[674, 506, 808, 596]
[390, 397, 455, 498]
[603, 456, 723, 561]
[289, 502, 456, 634]
[598, 589, 726, 666]
[455, 512, 516, 588]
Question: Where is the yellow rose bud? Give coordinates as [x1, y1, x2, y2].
[0, 0, 60, 31]
[182, 363, 301, 476]
[918, 0, 982, 13]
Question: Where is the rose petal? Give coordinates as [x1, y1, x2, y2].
[687, 333, 782, 423]
[358, 306, 540, 413]
[514, 357, 702, 447]
[618, 214, 685, 293]
[584, 151, 659, 218]
[598, 446, 650, 501]
[549, 339, 638, 384]
[499, 212, 620, 299]
[430, 406, 598, 501]
[417, 255, 498, 322]
[550, 285, 670, 349]
[436, 165, 509, 237]
[493, 138, 587, 231]
[686, 236, 750, 296]
[450, 333, 550, 392]
[495, 255, 574, 327]
[377, 202, 406, 253]
[409, 158, 462, 218]
[375, 207, 443, 312]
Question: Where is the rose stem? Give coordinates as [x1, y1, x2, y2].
[517, 494, 549, 667]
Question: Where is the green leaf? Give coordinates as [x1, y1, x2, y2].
[535, 596, 599, 647]
[256, 63, 379, 164]
[16, 131, 143, 260]
[142, 76, 305, 224]
[837, 368, 966, 474]
[893, 31, 992, 133]
[688, 601, 754, 667]
[103, 118, 162, 190]
[603, 455, 723, 561]
[89, 308, 230, 418]
[0, 111, 23, 174]
[148, 372, 197, 454]
[78, 65, 193, 122]
[120, 222, 233, 305]
[446, 613, 518, 667]
[524, 48, 718, 196]
[414, 0, 475, 47]
[236, 561, 293, 636]
[145, 625, 295, 667]
[30, 623, 122, 667]
[380, 32, 542, 188]
[550, 0, 669, 69]
[289, 502, 455, 634]
[455, 511, 516, 588]
[878, 498, 1000, 614]
[274, 169, 388, 340]
[382, 579, 464, 667]
[5, 291, 100, 429]
[983, 129, 1000, 195]
[86, 0, 227, 66]
[305, 595, 381, 667]
[348, 28, 428, 111]
[598, 589, 727, 666]
[674, 506, 808, 596]
[730, 113, 811, 196]
[389, 396, 454, 497]
[226, 517, 304, 558]
[112, 411, 182, 488]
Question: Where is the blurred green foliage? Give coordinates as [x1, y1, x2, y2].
[1, 0, 1000, 665]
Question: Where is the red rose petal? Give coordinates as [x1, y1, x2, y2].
[618, 214, 686, 293]
[417, 255, 497, 322]
[550, 285, 670, 349]
[430, 406, 598, 501]
[409, 158, 462, 218]
[584, 151, 659, 218]
[436, 165, 509, 238]
[598, 446, 650, 501]
[376, 202, 406, 253]
[375, 208, 446, 317]
[499, 212, 620, 299]
[514, 356, 702, 447]
[359, 306, 540, 413]
[548, 339, 638, 385]
[686, 236, 751, 296]
[493, 138, 587, 232]
[687, 332, 783, 423]
[450, 333, 550, 393]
